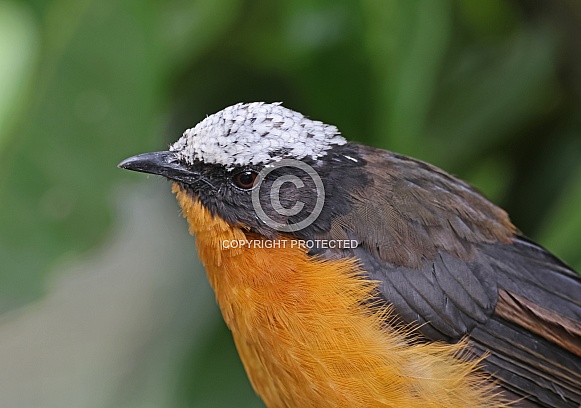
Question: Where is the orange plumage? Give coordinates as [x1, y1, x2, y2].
[174, 184, 507, 408]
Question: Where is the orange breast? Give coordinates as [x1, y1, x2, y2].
[173, 184, 506, 408]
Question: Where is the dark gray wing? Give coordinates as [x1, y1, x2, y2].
[307, 145, 581, 406]
[349, 235, 581, 407]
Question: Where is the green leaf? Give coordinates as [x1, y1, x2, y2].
[362, 0, 452, 155]
[0, 1, 38, 151]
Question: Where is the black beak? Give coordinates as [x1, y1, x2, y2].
[118, 151, 201, 184]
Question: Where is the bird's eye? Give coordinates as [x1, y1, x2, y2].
[233, 170, 258, 189]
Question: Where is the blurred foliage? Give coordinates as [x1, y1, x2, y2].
[0, 0, 579, 406]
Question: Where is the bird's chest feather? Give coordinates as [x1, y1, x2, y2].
[173, 184, 506, 408]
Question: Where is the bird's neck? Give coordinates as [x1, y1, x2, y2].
[173, 184, 505, 408]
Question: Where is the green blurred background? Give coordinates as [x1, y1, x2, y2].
[0, 0, 579, 407]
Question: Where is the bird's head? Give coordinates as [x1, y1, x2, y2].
[118, 102, 367, 240]
[119, 101, 514, 265]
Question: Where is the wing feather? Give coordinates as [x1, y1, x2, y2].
[313, 145, 581, 406]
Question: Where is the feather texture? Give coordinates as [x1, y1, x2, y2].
[174, 184, 509, 408]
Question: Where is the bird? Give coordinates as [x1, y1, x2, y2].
[118, 102, 581, 407]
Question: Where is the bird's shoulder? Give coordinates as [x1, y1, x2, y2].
[307, 143, 581, 406]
